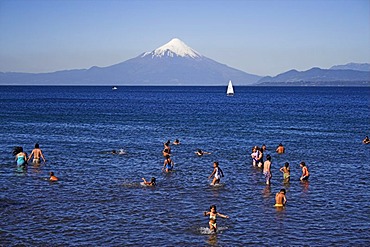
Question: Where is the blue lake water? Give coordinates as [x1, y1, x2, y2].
[0, 86, 369, 246]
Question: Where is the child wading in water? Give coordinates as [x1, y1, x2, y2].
[208, 161, 224, 185]
[279, 162, 290, 183]
[300, 161, 310, 181]
[203, 205, 229, 233]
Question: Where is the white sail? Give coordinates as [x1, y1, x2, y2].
[226, 80, 234, 96]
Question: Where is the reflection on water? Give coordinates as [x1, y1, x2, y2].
[300, 180, 310, 193]
[208, 233, 218, 246]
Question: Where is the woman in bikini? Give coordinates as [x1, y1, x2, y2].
[203, 205, 229, 232]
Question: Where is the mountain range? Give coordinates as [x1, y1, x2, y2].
[0, 38, 260, 86]
[257, 66, 370, 86]
[0, 38, 369, 86]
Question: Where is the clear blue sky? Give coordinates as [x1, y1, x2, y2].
[0, 0, 369, 76]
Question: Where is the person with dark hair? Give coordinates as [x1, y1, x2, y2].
[208, 161, 224, 185]
[163, 140, 171, 155]
[49, 172, 58, 181]
[13, 146, 28, 167]
[203, 205, 229, 233]
[276, 143, 285, 154]
[28, 143, 46, 163]
[275, 189, 287, 207]
[363, 136, 370, 144]
[251, 146, 262, 167]
[142, 177, 156, 186]
[300, 162, 310, 181]
[279, 162, 290, 183]
[163, 155, 174, 172]
[195, 149, 211, 157]
[263, 154, 272, 185]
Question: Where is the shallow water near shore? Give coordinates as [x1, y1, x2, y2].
[0, 86, 369, 246]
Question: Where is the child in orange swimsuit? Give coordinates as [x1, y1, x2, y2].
[203, 205, 229, 232]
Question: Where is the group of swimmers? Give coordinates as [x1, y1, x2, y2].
[11, 140, 307, 233]
[250, 143, 310, 209]
[12, 143, 58, 181]
[142, 139, 228, 232]
[251, 143, 309, 182]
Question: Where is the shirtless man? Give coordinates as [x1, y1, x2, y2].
[263, 154, 272, 185]
[275, 189, 287, 207]
[28, 143, 46, 163]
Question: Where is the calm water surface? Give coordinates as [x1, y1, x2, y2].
[0, 86, 369, 246]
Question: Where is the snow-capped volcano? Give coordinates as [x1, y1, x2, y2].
[0, 38, 263, 85]
[142, 38, 202, 59]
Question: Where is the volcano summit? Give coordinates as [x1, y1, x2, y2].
[0, 38, 261, 86]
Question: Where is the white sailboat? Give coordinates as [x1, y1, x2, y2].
[226, 80, 234, 96]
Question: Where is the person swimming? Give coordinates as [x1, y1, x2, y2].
[49, 171, 58, 181]
[203, 205, 229, 233]
[195, 149, 211, 156]
[142, 177, 156, 186]
[363, 136, 370, 144]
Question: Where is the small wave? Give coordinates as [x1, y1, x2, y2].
[197, 226, 228, 235]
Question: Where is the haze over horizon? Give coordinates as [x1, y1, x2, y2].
[0, 0, 369, 77]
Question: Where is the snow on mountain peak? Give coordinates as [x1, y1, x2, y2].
[142, 38, 202, 59]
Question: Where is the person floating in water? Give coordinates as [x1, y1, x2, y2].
[208, 161, 224, 185]
[300, 161, 310, 181]
[363, 136, 370, 144]
[279, 162, 290, 183]
[276, 143, 285, 154]
[263, 154, 272, 185]
[173, 139, 181, 145]
[203, 205, 229, 233]
[195, 149, 211, 157]
[163, 155, 174, 172]
[13, 146, 28, 168]
[28, 143, 46, 163]
[49, 172, 58, 181]
[274, 189, 287, 207]
[142, 177, 156, 186]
